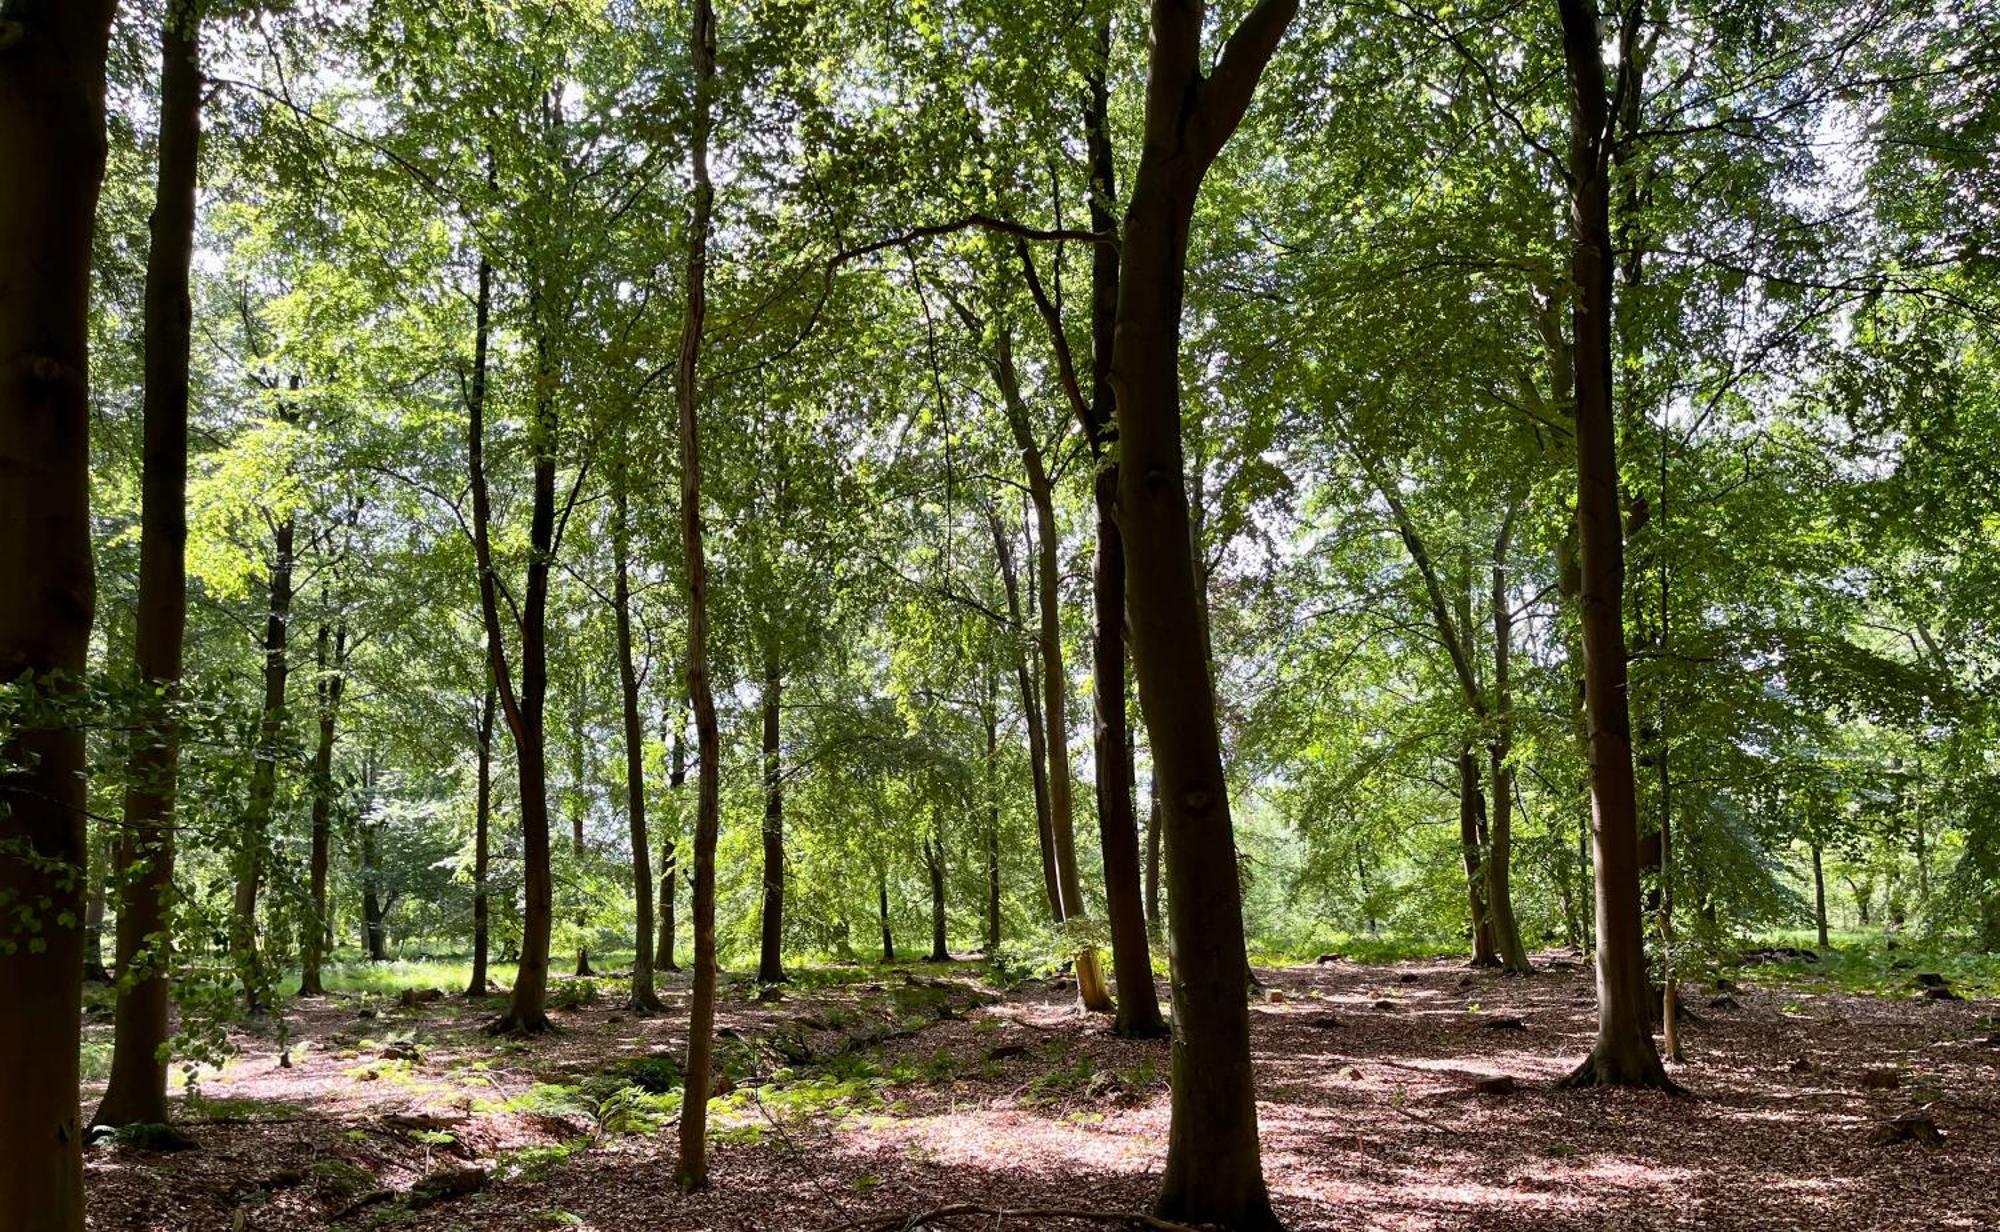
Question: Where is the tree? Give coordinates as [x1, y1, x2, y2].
[94, 0, 202, 1133]
[674, 0, 723, 1193]
[0, 3, 117, 1226]
[1554, 0, 1673, 1091]
[612, 462, 662, 1012]
[1109, 1, 1297, 1226]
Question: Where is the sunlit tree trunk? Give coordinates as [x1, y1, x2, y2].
[989, 507, 1063, 920]
[879, 869, 895, 963]
[1486, 508, 1531, 975]
[1458, 748, 1498, 966]
[1110, 2, 1296, 1225]
[675, 0, 723, 1190]
[1556, 0, 1673, 1090]
[657, 702, 685, 972]
[233, 471, 295, 1014]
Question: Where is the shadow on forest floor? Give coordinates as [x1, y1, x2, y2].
[80, 952, 2000, 1230]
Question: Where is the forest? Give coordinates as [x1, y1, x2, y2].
[2, 0, 1998, 1228]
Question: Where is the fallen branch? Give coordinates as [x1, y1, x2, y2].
[832, 1205, 1198, 1232]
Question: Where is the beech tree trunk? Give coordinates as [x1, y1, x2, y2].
[657, 704, 685, 972]
[758, 644, 786, 983]
[1556, 0, 1673, 1091]
[879, 871, 895, 962]
[1109, 3, 1295, 1226]
[926, 833, 949, 962]
[1811, 843, 1829, 949]
[85, 0, 168, 1148]
[989, 507, 1063, 920]
[298, 618, 347, 997]
[613, 479, 660, 1011]
[361, 820, 387, 961]
[0, 0, 111, 1205]
[570, 704, 592, 979]
[468, 680, 495, 996]
[1487, 510, 1532, 975]
[1458, 749, 1498, 966]
[233, 472, 295, 1014]
[469, 242, 558, 1035]
[984, 676, 1003, 954]
[675, 0, 723, 1190]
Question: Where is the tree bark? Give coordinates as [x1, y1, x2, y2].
[989, 507, 1063, 920]
[879, 870, 895, 962]
[675, 0, 723, 1191]
[657, 703, 685, 972]
[613, 479, 660, 1011]
[469, 242, 558, 1035]
[361, 820, 387, 962]
[233, 466, 295, 1014]
[758, 643, 787, 983]
[1811, 842, 1829, 949]
[925, 832, 949, 962]
[569, 699, 592, 978]
[1555, 0, 1673, 1091]
[468, 679, 495, 996]
[298, 618, 347, 997]
[93, 0, 179, 1139]
[1486, 509, 1531, 975]
[1458, 748, 1498, 966]
[984, 674, 1003, 954]
[1109, 3, 1295, 1226]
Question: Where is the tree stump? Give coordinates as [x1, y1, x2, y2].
[1869, 1111, 1944, 1148]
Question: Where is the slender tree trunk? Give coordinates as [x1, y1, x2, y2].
[757, 643, 787, 983]
[468, 680, 495, 996]
[613, 480, 660, 1011]
[469, 242, 557, 1035]
[570, 702, 592, 978]
[879, 870, 895, 962]
[925, 833, 949, 962]
[1110, 3, 1295, 1225]
[657, 704, 685, 972]
[675, 0, 723, 1190]
[1459, 749, 1498, 966]
[1145, 775, 1162, 934]
[94, 0, 190, 1122]
[361, 821, 387, 962]
[1487, 510, 1531, 975]
[298, 619, 347, 997]
[233, 481, 295, 1013]
[989, 507, 1062, 919]
[984, 676, 1003, 954]
[1556, 0, 1673, 1091]
[1811, 843, 1829, 949]
[0, 16, 113, 1220]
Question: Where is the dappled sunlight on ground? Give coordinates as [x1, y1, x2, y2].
[80, 953, 2000, 1230]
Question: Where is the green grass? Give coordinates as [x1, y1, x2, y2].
[1727, 933, 2000, 1000]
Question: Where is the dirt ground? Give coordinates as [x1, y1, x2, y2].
[81, 954, 2000, 1230]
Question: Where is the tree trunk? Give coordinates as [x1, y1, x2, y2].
[570, 701, 592, 979]
[97, 0, 194, 1129]
[1486, 511, 1531, 976]
[233, 470, 295, 1014]
[1110, 3, 1295, 1225]
[879, 870, 895, 962]
[361, 821, 387, 962]
[468, 680, 495, 996]
[298, 618, 347, 997]
[1458, 749, 1498, 966]
[758, 643, 787, 983]
[613, 479, 660, 1011]
[926, 833, 949, 962]
[984, 676, 1003, 954]
[469, 239, 557, 1035]
[675, 0, 722, 1191]
[1555, 0, 1673, 1091]
[657, 705, 685, 972]
[0, 11, 114, 1213]
[989, 507, 1063, 921]
[1811, 843, 1829, 949]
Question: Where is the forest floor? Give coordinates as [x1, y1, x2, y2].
[81, 950, 2000, 1231]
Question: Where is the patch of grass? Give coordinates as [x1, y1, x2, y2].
[494, 1138, 593, 1183]
[80, 1039, 114, 1084]
[1728, 936, 2000, 1000]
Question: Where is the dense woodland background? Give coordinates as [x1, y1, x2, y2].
[2, 0, 1999, 1229]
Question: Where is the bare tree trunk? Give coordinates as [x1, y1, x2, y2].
[469, 241, 558, 1035]
[613, 479, 660, 1012]
[1811, 843, 1829, 949]
[298, 618, 347, 997]
[926, 832, 949, 962]
[758, 643, 787, 983]
[361, 820, 387, 962]
[984, 674, 1003, 954]
[879, 870, 895, 962]
[96, 2, 190, 1136]
[1, 0, 115, 1207]
[675, 0, 723, 1190]
[1459, 749, 1498, 966]
[1555, 0, 1673, 1091]
[233, 481, 295, 1014]
[569, 699, 592, 978]
[1110, 3, 1295, 1225]
[468, 680, 495, 996]
[657, 703, 685, 972]
[1487, 509, 1531, 975]
[989, 507, 1062, 920]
